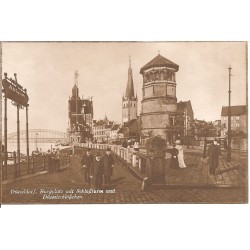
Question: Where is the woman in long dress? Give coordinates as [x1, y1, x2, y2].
[175, 140, 187, 168]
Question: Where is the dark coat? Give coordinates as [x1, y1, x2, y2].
[207, 143, 221, 169]
[102, 154, 115, 176]
[90, 159, 104, 176]
[81, 154, 94, 169]
[170, 147, 179, 168]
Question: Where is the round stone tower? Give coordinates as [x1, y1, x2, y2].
[140, 53, 179, 144]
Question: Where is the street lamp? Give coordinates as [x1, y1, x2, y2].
[227, 66, 232, 162]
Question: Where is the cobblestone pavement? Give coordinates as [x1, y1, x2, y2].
[2, 155, 248, 204]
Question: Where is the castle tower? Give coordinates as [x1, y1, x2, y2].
[122, 57, 138, 124]
[140, 53, 179, 143]
[68, 71, 94, 143]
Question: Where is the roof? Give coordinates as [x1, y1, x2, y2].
[221, 105, 246, 116]
[177, 100, 194, 114]
[124, 119, 137, 127]
[105, 124, 113, 129]
[140, 54, 179, 74]
[125, 59, 135, 99]
[117, 127, 125, 134]
[111, 124, 120, 131]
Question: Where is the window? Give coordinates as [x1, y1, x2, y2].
[231, 116, 234, 121]
[236, 116, 240, 121]
[236, 122, 240, 128]
[223, 116, 227, 121]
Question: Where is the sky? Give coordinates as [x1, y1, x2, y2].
[2, 42, 247, 134]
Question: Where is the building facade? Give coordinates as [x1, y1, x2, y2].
[177, 100, 194, 143]
[68, 71, 93, 143]
[221, 105, 247, 137]
[122, 57, 138, 124]
[93, 116, 115, 143]
[139, 53, 179, 144]
[110, 124, 120, 141]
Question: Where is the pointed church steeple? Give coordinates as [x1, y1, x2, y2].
[122, 56, 138, 124]
[125, 56, 135, 99]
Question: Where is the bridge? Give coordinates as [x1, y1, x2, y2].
[4, 129, 68, 143]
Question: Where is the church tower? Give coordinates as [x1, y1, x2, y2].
[122, 57, 138, 124]
[140, 52, 179, 144]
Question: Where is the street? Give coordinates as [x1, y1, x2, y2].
[2, 152, 247, 204]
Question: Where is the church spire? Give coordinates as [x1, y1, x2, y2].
[125, 56, 135, 99]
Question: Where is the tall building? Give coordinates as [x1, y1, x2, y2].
[140, 53, 179, 143]
[68, 71, 93, 143]
[177, 100, 194, 142]
[122, 57, 138, 124]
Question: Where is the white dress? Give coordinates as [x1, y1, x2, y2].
[175, 145, 187, 168]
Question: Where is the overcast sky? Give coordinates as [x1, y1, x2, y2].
[2, 42, 247, 134]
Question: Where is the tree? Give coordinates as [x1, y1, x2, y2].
[188, 119, 218, 138]
[225, 129, 247, 138]
[188, 119, 219, 157]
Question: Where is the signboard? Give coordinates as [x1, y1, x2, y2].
[2, 78, 29, 107]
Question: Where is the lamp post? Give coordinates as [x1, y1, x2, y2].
[227, 66, 232, 162]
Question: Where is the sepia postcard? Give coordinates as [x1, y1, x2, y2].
[0, 41, 248, 204]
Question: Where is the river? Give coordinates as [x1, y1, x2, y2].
[7, 142, 70, 154]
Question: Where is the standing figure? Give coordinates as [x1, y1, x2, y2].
[55, 148, 60, 172]
[47, 149, 52, 172]
[102, 148, 115, 184]
[81, 148, 93, 185]
[207, 138, 222, 175]
[175, 140, 187, 168]
[51, 148, 56, 172]
[122, 140, 128, 148]
[134, 141, 140, 151]
[90, 152, 104, 189]
[170, 143, 179, 169]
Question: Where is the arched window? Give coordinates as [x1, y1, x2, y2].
[155, 72, 159, 80]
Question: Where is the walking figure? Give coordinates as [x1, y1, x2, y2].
[170, 143, 179, 169]
[207, 138, 222, 175]
[175, 140, 187, 168]
[90, 152, 104, 189]
[81, 148, 93, 185]
[102, 148, 115, 184]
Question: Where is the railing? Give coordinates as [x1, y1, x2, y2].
[73, 142, 148, 177]
[2, 148, 71, 181]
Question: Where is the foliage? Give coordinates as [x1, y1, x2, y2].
[187, 119, 219, 137]
[225, 129, 247, 138]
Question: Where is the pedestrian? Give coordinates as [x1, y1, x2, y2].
[81, 148, 94, 185]
[102, 147, 115, 184]
[51, 148, 56, 172]
[47, 149, 52, 172]
[207, 138, 222, 175]
[134, 141, 140, 151]
[55, 148, 60, 172]
[90, 152, 104, 189]
[170, 143, 179, 169]
[122, 140, 128, 148]
[175, 140, 187, 168]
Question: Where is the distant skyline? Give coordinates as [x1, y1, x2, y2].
[2, 42, 247, 134]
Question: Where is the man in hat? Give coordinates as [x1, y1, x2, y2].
[102, 147, 115, 184]
[90, 152, 104, 189]
[81, 148, 94, 185]
[207, 138, 222, 175]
